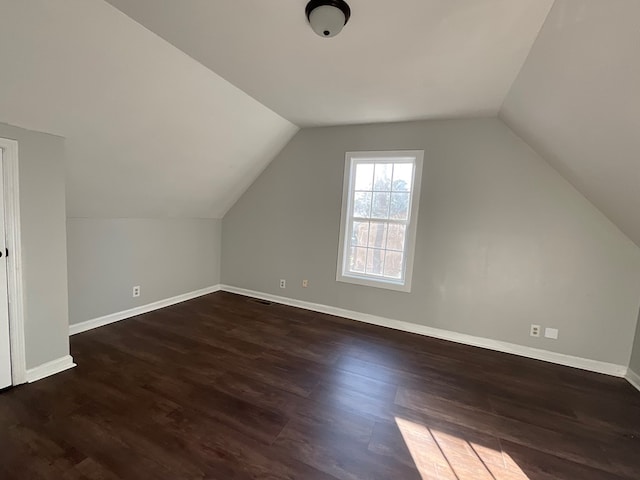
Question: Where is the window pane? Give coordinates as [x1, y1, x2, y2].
[354, 163, 374, 191]
[384, 251, 403, 279]
[340, 152, 422, 290]
[353, 192, 372, 218]
[371, 192, 390, 219]
[368, 222, 388, 248]
[366, 248, 385, 275]
[373, 163, 392, 191]
[392, 163, 413, 192]
[387, 224, 406, 251]
[389, 192, 410, 220]
[349, 247, 367, 273]
[351, 221, 369, 247]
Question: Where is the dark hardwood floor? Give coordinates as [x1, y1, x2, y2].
[1, 291, 639, 479]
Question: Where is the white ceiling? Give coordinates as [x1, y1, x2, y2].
[3, 0, 638, 248]
[0, 0, 298, 218]
[104, 0, 554, 127]
[501, 0, 640, 247]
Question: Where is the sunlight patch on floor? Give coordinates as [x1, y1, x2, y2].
[395, 416, 529, 480]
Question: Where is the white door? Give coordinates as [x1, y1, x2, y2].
[0, 149, 11, 389]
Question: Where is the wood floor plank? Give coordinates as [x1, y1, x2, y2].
[0, 291, 638, 479]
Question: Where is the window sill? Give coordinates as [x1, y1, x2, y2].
[336, 273, 412, 293]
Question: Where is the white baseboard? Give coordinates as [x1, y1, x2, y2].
[69, 285, 222, 336]
[626, 369, 640, 393]
[220, 285, 628, 378]
[26, 355, 76, 383]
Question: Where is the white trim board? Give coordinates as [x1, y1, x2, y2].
[220, 285, 628, 378]
[69, 285, 222, 336]
[26, 355, 75, 383]
[0, 137, 27, 385]
[627, 369, 640, 393]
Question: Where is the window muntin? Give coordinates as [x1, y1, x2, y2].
[337, 151, 423, 292]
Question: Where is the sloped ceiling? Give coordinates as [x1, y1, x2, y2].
[2, 0, 637, 245]
[0, 0, 298, 218]
[501, 0, 640, 247]
[104, 0, 554, 126]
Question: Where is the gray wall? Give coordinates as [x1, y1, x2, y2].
[222, 118, 640, 366]
[630, 309, 640, 374]
[0, 123, 70, 369]
[67, 218, 221, 325]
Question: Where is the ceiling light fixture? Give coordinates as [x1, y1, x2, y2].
[305, 0, 351, 38]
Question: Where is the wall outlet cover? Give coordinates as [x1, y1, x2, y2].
[530, 324, 541, 337]
[545, 327, 559, 340]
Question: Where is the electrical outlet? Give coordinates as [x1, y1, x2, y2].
[302, 279, 309, 288]
[530, 324, 541, 337]
[545, 327, 559, 340]
[279, 279, 286, 289]
[132, 285, 141, 298]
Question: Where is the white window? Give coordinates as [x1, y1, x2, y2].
[337, 150, 424, 292]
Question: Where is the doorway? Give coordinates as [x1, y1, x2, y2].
[0, 147, 9, 389]
[0, 137, 26, 388]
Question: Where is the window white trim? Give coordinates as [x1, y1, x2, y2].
[336, 150, 424, 292]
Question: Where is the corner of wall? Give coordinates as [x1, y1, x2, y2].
[628, 307, 640, 385]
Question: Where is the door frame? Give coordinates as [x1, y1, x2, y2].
[0, 138, 26, 385]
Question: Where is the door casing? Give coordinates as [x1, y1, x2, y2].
[0, 137, 27, 385]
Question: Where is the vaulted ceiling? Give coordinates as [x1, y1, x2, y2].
[0, 0, 638, 247]
[104, 0, 554, 126]
[0, 0, 297, 218]
[501, 0, 640, 247]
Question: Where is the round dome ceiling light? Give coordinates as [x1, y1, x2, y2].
[305, 0, 351, 38]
